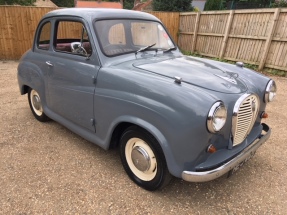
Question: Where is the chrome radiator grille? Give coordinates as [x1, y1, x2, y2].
[232, 94, 260, 146]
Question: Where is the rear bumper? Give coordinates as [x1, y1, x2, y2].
[182, 123, 271, 182]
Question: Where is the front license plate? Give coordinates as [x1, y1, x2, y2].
[227, 150, 256, 177]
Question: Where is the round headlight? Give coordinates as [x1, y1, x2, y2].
[264, 80, 277, 103]
[207, 102, 227, 133]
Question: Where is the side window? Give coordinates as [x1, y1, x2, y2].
[54, 21, 92, 55]
[37, 22, 51, 50]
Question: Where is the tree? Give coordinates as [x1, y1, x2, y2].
[153, 0, 193, 12]
[123, 0, 134, 9]
[0, 0, 36, 6]
[271, 0, 287, 8]
[51, 0, 74, 7]
[204, 0, 223, 11]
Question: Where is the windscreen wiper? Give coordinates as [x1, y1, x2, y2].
[163, 47, 177, 53]
[135, 43, 156, 55]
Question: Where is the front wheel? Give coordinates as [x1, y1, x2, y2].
[28, 88, 50, 122]
[120, 126, 172, 191]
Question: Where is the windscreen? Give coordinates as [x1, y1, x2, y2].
[94, 19, 175, 56]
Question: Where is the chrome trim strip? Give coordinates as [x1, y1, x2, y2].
[232, 94, 260, 146]
[264, 80, 277, 103]
[232, 93, 251, 138]
[246, 94, 260, 136]
[181, 123, 270, 183]
[207, 101, 226, 133]
[236, 62, 244, 68]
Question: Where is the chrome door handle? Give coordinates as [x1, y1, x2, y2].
[46, 61, 53, 67]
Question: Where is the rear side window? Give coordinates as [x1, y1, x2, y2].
[37, 22, 51, 50]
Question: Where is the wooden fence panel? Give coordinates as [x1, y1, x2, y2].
[178, 8, 287, 72]
[179, 13, 196, 33]
[198, 14, 228, 35]
[0, 6, 57, 59]
[178, 34, 193, 51]
[266, 41, 287, 69]
[274, 11, 287, 38]
[265, 10, 287, 70]
[196, 35, 222, 57]
[178, 13, 197, 52]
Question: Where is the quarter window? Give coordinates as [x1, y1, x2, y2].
[38, 22, 51, 50]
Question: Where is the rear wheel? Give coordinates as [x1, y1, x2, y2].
[28, 88, 50, 122]
[120, 126, 172, 191]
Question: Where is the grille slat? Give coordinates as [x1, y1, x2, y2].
[232, 94, 259, 146]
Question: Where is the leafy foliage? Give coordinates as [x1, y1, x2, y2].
[0, 0, 36, 6]
[123, 0, 134, 9]
[204, 0, 223, 11]
[271, 0, 287, 7]
[153, 0, 193, 12]
[51, 0, 74, 7]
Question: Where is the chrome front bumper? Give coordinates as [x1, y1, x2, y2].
[182, 123, 271, 183]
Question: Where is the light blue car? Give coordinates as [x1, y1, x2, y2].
[17, 8, 276, 190]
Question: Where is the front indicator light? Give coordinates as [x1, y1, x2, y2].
[207, 144, 217, 153]
[260, 112, 268, 119]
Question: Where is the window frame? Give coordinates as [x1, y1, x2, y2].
[53, 19, 93, 57]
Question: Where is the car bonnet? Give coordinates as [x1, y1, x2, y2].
[133, 55, 248, 94]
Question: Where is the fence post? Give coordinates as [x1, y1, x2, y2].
[191, 12, 201, 53]
[258, 8, 280, 71]
[220, 10, 234, 59]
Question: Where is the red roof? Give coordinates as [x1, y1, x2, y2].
[76, 1, 123, 9]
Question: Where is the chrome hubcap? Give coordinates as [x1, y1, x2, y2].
[32, 95, 41, 110]
[131, 146, 151, 172]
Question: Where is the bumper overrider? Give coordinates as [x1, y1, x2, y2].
[182, 123, 271, 182]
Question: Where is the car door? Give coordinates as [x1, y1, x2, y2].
[46, 19, 100, 131]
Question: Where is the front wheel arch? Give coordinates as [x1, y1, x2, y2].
[20, 85, 30, 95]
[107, 117, 179, 177]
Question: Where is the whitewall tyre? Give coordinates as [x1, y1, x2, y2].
[28, 88, 50, 122]
[120, 126, 172, 191]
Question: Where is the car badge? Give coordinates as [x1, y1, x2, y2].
[215, 74, 237, 85]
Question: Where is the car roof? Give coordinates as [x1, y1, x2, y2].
[43, 8, 160, 22]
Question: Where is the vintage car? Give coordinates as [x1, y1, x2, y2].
[17, 8, 276, 191]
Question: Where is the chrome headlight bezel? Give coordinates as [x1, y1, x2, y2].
[264, 80, 277, 103]
[207, 101, 227, 133]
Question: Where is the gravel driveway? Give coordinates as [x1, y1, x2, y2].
[1, 61, 286, 214]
